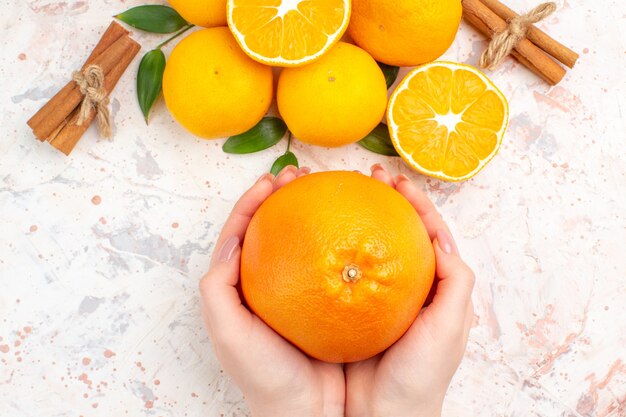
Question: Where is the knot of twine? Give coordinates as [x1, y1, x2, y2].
[72, 65, 111, 138]
[479, 2, 556, 70]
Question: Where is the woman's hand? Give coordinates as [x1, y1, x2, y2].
[199, 166, 345, 417]
[345, 164, 476, 417]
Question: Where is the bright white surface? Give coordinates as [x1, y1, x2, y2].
[0, 1, 625, 416]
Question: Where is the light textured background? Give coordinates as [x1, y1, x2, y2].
[1, 0, 625, 416]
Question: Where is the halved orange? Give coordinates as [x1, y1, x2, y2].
[227, 0, 351, 67]
[387, 62, 509, 182]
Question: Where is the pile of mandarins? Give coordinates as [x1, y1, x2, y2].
[163, 0, 509, 182]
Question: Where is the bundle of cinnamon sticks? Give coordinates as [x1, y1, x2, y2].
[27, 22, 140, 155]
[462, 0, 578, 85]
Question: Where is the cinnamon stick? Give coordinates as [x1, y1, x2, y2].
[462, 0, 566, 85]
[49, 40, 141, 155]
[31, 35, 137, 141]
[27, 22, 129, 140]
[480, 0, 578, 68]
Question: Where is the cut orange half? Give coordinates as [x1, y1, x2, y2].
[387, 62, 509, 182]
[227, 0, 351, 67]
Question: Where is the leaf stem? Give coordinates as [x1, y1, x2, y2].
[156, 24, 194, 49]
[286, 131, 292, 153]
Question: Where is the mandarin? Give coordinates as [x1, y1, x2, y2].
[168, 0, 227, 28]
[387, 62, 509, 181]
[277, 42, 388, 147]
[162, 27, 273, 139]
[348, 0, 462, 66]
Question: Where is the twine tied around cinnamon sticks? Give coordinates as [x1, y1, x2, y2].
[72, 65, 112, 139]
[27, 22, 140, 155]
[479, 2, 556, 70]
[462, 0, 578, 85]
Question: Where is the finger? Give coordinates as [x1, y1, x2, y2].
[429, 229, 475, 326]
[211, 174, 274, 266]
[395, 176, 450, 239]
[273, 165, 298, 190]
[200, 237, 251, 336]
[296, 166, 311, 178]
[370, 163, 396, 187]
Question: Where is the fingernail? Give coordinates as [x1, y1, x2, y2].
[218, 236, 240, 262]
[396, 174, 410, 183]
[300, 167, 311, 174]
[276, 165, 297, 179]
[436, 229, 459, 255]
[370, 163, 385, 173]
[256, 173, 274, 184]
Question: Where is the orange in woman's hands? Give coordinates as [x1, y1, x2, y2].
[200, 164, 474, 417]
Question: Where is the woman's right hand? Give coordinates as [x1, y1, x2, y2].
[345, 164, 476, 417]
[200, 167, 345, 417]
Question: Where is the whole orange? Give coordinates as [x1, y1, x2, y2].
[277, 42, 388, 148]
[168, 0, 226, 28]
[348, 0, 462, 66]
[241, 171, 435, 363]
[162, 27, 273, 139]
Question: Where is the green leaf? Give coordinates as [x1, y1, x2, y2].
[223, 118, 288, 154]
[270, 151, 299, 175]
[137, 49, 166, 124]
[116, 5, 187, 33]
[377, 62, 400, 89]
[358, 123, 399, 156]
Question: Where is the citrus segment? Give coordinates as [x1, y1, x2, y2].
[451, 69, 487, 114]
[462, 90, 507, 130]
[408, 66, 453, 114]
[394, 93, 436, 122]
[456, 123, 497, 159]
[388, 62, 509, 181]
[227, 0, 351, 66]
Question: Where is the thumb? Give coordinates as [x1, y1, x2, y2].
[199, 236, 250, 335]
[429, 229, 475, 324]
[207, 235, 242, 286]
